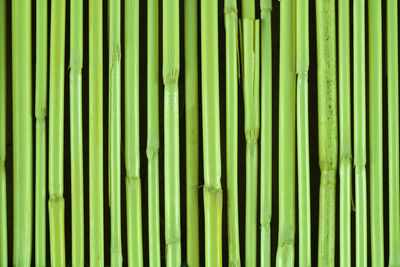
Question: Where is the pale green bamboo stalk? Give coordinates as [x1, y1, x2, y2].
[387, 0, 400, 265]
[276, 0, 296, 264]
[12, 0, 33, 265]
[368, 0, 384, 264]
[125, 0, 143, 265]
[184, 0, 200, 265]
[147, 0, 161, 265]
[70, 0, 84, 265]
[0, 0, 7, 264]
[316, 0, 338, 264]
[260, 0, 272, 265]
[89, 0, 104, 264]
[48, 0, 66, 266]
[163, 0, 182, 265]
[201, 0, 223, 265]
[354, 0, 367, 264]
[108, 0, 122, 266]
[224, 0, 241, 265]
[338, 0, 352, 263]
[35, 0, 47, 266]
[296, 0, 311, 263]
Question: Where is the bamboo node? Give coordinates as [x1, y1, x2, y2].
[163, 68, 179, 86]
[125, 175, 141, 185]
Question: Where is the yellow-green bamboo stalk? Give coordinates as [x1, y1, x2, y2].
[89, 0, 104, 264]
[276, 0, 296, 264]
[125, 0, 143, 265]
[201, 0, 223, 265]
[70, 0, 84, 264]
[108, 0, 122, 265]
[224, 0, 241, 265]
[260, 0, 272, 265]
[147, 0, 161, 264]
[12, 0, 33, 265]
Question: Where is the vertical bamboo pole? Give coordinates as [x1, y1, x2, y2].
[368, 0, 384, 264]
[125, 0, 143, 265]
[338, 0, 352, 263]
[387, 0, 400, 265]
[70, 0, 84, 264]
[316, 0, 338, 264]
[0, 0, 7, 264]
[89, 0, 104, 264]
[147, 0, 161, 265]
[276, 0, 296, 264]
[109, 0, 122, 266]
[353, 0, 367, 264]
[35, 0, 48, 265]
[224, 0, 241, 265]
[12, 0, 33, 265]
[201, 0, 223, 265]
[296, 0, 311, 263]
[260, 0, 272, 265]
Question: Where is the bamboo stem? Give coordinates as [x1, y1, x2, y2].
[201, 0, 223, 265]
[388, 0, 400, 265]
[89, 0, 104, 264]
[368, 0, 384, 264]
[276, 0, 296, 264]
[147, 0, 161, 265]
[316, 0, 338, 264]
[224, 0, 241, 264]
[184, 0, 200, 265]
[260, 0, 272, 265]
[12, 0, 34, 264]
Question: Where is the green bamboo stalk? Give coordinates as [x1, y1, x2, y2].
[201, 0, 223, 265]
[163, 0, 182, 264]
[296, 0, 311, 263]
[125, 0, 143, 265]
[48, 0, 66, 265]
[224, 0, 241, 265]
[260, 0, 272, 265]
[353, 0, 367, 264]
[70, 0, 84, 265]
[0, 0, 7, 264]
[89, 0, 104, 264]
[147, 0, 161, 265]
[316, 0, 338, 263]
[109, 0, 122, 266]
[12, 0, 33, 265]
[387, 0, 400, 265]
[276, 0, 296, 264]
[338, 0, 352, 263]
[184, 0, 200, 265]
[368, 0, 384, 264]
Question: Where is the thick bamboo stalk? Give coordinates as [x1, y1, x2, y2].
[260, 0, 272, 265]
[338, 0, 352, 263]
[108, 0, 122, 266]
[296, 0, 311, 263]
[353, 0, 367, 264]
[89, 0, 104, 264]
[125, 0, 143, 265]
[316, 0, 338, 264]
[201, 0, 223, 265]
[12, 0, 34, 265]
[276, 0, 296, 264]
[163, 0, 182, 265]
[0, 0, 7, 264]
[368, 0, 384, 264]
[224, 0, 241, 265]
[70, 0, 84, 265]
[387, 0, 400, 265]
[184, 0, 200, 265]
[48, 0, 66, 265]
[147, 0, 161, 265]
